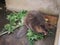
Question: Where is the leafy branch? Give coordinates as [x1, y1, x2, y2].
[0, 10, 27, 36]
[27, 29, 45, 45]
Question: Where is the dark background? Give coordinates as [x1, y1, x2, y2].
[0, 0, 5, 3]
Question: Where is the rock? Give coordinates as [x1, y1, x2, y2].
[6, 0, 59, 15]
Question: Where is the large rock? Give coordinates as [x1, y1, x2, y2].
[5, 0, 59, 15]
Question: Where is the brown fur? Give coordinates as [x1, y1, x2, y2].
[23, 11, 58, 35]
[24, 11, 48, 35]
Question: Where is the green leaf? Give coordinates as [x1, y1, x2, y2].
[4, 24, 15, 34]
[3, 10, 27, 34]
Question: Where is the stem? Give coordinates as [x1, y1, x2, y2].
[0, 31, 8, 36]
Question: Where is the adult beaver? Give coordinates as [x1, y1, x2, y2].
[24, 11, 48, 35]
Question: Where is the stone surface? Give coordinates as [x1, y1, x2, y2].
[5, 0, 59, 15]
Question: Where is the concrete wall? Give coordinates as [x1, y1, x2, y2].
[5, 0, 59, 15]
[54, 0, 60, 45]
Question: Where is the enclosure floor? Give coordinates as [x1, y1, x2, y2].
[0, 3, 55, 45]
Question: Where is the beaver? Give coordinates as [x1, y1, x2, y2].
[24, 11, 49, 35]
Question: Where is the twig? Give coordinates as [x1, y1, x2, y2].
[0, 31, 8, 36]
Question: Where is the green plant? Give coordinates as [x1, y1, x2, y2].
[27, 29, 44, 45]
[4, 24, 15, 34]
[26, 29, 54, 45]
[3, 10, 27, 34]
[7, 10, 27, 25]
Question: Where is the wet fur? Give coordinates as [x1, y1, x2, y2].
[24, 11, 48, 35]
